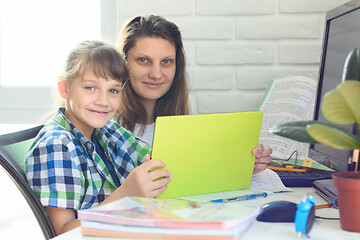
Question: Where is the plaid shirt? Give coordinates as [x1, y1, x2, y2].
[26, 108, 151, 210]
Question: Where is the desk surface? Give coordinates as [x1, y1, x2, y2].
[52, 187, 360, 240]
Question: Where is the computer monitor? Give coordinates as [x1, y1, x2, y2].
[308, 0, 360, 172]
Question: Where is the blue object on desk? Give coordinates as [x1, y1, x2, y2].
[211, 192, 267, 203]
[333, 197, 338, 209]
[295, 195, 316, 237]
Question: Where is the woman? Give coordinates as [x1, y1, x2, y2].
[116, 15, 189, 146]
[116, 15, 272, 173]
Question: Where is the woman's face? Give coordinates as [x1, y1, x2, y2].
[127, 37, 176, 106]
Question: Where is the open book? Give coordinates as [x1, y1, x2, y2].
[258, 76, 317, 161]
[78, 197, 259, 239]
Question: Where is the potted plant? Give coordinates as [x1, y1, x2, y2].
[270, 48, 360, 232]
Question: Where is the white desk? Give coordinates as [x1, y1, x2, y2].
[52, 187, 360, 240]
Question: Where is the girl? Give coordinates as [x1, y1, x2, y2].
[116, 15, 272, 173]
[26, 40, 172, 235]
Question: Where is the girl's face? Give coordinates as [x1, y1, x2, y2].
[59, 67, 122, 139]
[127, 37, 176, 106]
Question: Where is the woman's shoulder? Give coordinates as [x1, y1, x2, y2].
[133, 122, 155, 147]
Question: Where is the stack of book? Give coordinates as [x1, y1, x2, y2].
[78, 197, 260, 240]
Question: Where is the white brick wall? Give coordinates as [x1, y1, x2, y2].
[116, 0, 349, 114]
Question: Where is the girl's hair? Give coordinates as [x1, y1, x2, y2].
[115, 15, 189, 133]
[59, 40, 128, 107]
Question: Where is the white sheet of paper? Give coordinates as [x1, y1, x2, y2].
[177, 169, 291, 202]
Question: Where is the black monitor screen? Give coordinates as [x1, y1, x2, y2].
[308, 1, 360, 172]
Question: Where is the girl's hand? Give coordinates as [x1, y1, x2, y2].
[120, 154, 172, 198]
[252, 144, 272, 174]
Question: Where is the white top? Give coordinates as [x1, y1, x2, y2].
[133, 122, 155, 147]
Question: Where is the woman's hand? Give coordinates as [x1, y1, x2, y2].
[252, 144, 272, 174]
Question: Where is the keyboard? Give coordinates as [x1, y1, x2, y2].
[274, 169, 333, 187]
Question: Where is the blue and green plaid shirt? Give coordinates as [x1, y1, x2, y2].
[25, 108, 151, 210]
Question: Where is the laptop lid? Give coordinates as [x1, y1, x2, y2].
[313, 179, 337, 203]
[151, 111, 263, 199]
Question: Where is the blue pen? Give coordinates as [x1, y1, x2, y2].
[211, 192, 268, 203]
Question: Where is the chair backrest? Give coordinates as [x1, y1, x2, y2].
[0, 125, 57, 239]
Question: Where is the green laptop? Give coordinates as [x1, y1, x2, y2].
[151, 111, 263, 199]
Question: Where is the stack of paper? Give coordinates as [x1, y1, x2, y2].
[78, 197, 260, 240]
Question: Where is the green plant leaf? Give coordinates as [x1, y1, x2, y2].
[342, 48, 360, 81]
[269, 121, 319, 144]
[307, 123, 360, 150]
[322, 81, 360, 125]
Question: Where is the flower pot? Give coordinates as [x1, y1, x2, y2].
[332, 171, 360, 232]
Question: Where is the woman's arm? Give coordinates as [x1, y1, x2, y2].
[45, 207, 80, 235]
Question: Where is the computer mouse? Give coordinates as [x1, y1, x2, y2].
[256, 200, 297, 222]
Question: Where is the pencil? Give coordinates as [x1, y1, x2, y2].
[315, 203, 333, 209]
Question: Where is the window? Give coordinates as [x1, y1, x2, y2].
[0, 0, 101, 87]
[0, 0, 116, 123]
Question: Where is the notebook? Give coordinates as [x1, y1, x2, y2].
[151, 111, 263, 199]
